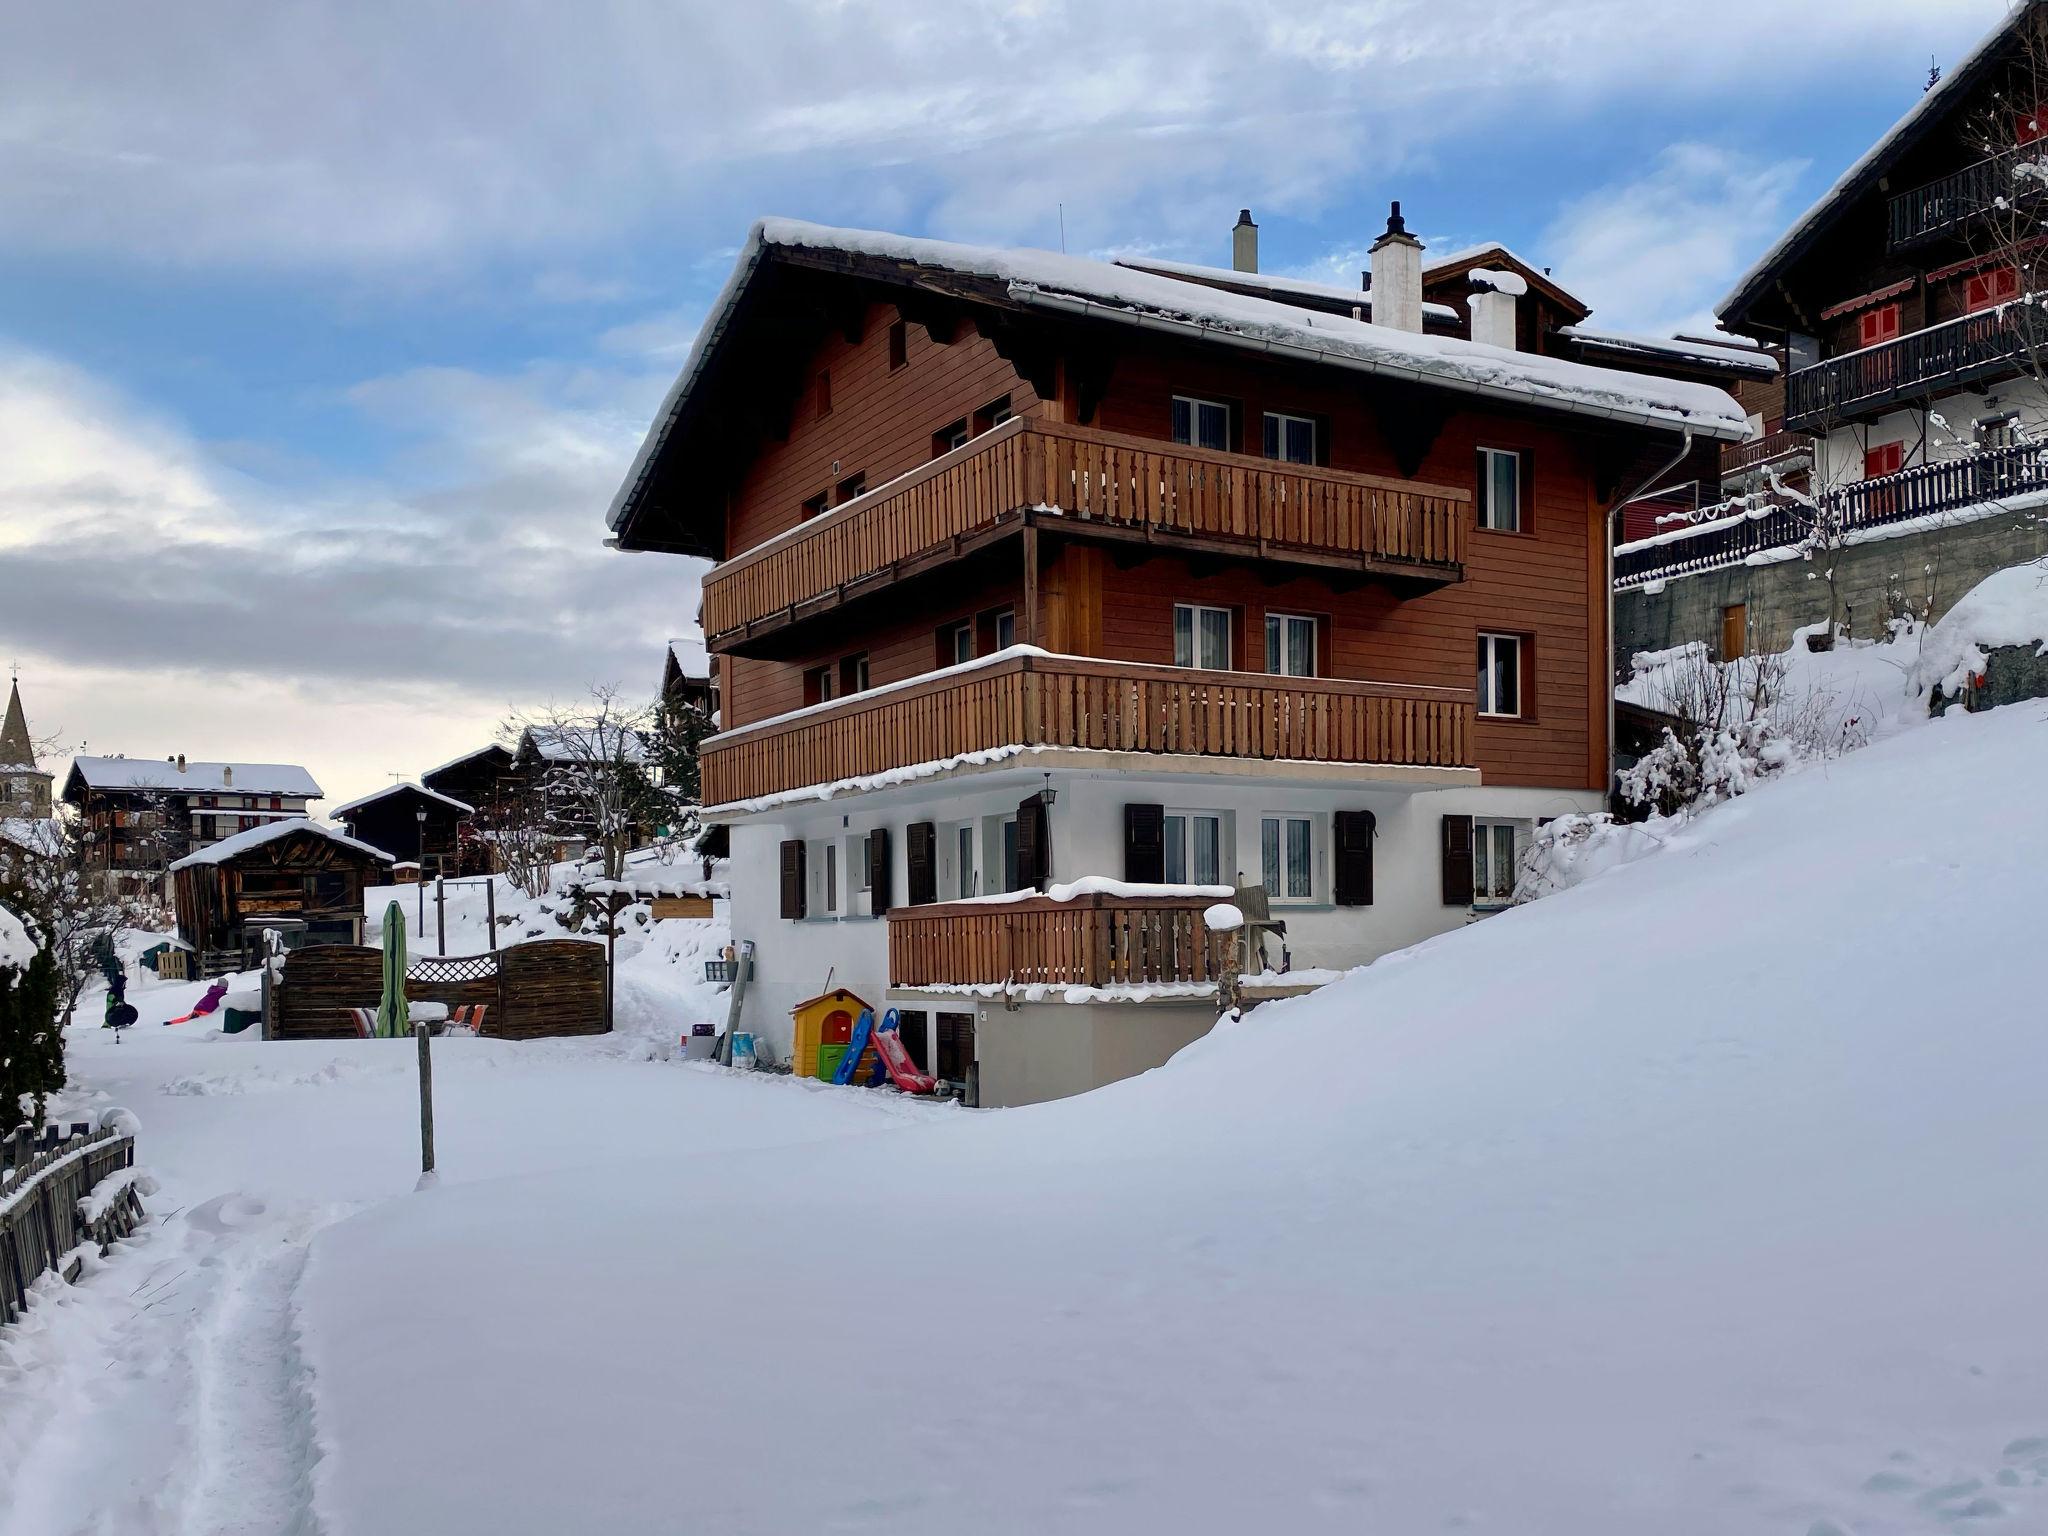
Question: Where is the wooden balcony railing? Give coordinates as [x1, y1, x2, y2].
[1786, 306, 2046, 431]
[700, 651, 1473, 807]
[887, 893, 1227, 991]
[1719, 428, 1814, 477]
[1888, 145, 2048, 250]
[701, 417, 1468, 644]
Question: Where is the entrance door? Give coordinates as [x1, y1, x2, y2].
[1721, 603, 1748, 661]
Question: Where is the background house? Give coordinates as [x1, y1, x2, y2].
[62, 755, 323, 895]
[169, 818, 392, 975]
[329, 782, 473, 874]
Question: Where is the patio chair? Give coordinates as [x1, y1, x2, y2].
[345, 1007, 377, 1038]
[1232, 883, 1291, 977]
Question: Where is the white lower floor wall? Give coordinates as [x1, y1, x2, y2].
[719, 758, 1601, 1106]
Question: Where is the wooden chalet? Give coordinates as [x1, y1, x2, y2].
[330, 782, 473, 874]
[170, 819, 392, 975]
[63, 755, 323, 895]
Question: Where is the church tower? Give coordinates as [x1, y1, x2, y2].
[0, 676, 53, 820]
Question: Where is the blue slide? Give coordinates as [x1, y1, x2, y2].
[833, 1008, 876, 1085]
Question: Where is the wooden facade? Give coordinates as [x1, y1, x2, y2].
[334, 783, 469, 870]
[887, 892, 1227, 990]
[171, 825, 390, 967]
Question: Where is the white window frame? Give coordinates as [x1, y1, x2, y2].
[1259, 814, 1317, 905]
[948, 623, 974, 667]
[940, 421, 971, 453]
[1471, 819, 1525, 908]
[1174, 603, 1232, 671]
[1172, 394, 1231, 452]
[1477, 447, 1523, 533]
[1262, 411, 1317, 465]
[1162, 810, 1229, 888]
[992, 609, 1016, 651]
[842, 653, 870, 694]
[941, 820, 976, 899]
[847, 832, 874, 918]
[809, 838, 840, 917]
[1477, 632, 1523, 719]
[1264, 612, 1317, 678]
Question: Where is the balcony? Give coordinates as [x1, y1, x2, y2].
[1888, 145, 2048, 251]
[1614, 441, 2048, 588]
[700, 417, 1468, 651]
[699, 650, 1474, 808]
[1719, 428, 1814, 480]
[887, 892, 1227, 993]
[1785, 307, 2042, 431]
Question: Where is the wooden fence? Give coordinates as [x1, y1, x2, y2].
[888, 893, 1228, 990]
[1, 1123, 143, 1329]
[701, 416, 1467, 641]
[271, 938, 609, 1040]
[703, 652, 1472, 806]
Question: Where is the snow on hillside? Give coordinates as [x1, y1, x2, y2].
[294, 702, 2048, 1535]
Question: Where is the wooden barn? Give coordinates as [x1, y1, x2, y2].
[169, 819, 393, 975]
[330, 782, 472, 873]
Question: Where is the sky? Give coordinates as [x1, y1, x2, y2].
[0, 0, 2005, 809]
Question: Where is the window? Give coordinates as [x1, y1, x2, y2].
[822, 841, 838, 914]
[1857, 305, 1902, 349]
[1471, 820, 1522, 906]
[1171, 394, 1231, 452]
[1260, 815, 1314, 903]
[804, 665, 838, 706]
[934, 419, 970, 457]
[945, 622, 974, 667]
[1477, 632, 1522, 718]
[836, 471, 867, 505]
[1262, 412, 1317, 465]
[1477, 447, 1523, 532]
[848, 833, 873, 917]
[974, 396, 1013, 433]
[995, 814, 1021, 893]
[817, 369, 833, 415]
[802, 490, 830, 521]
[1265, 613, 1317, 678]
[839, 653, 870, 695]
[1863, 442, 1904, 480]
[1966, 266, 2020, 313]
[952, 823, 975, 899]
[1163, 812, 1226, 887]
[1174, 604, 1232, 670]
[888, 320, 908, 370]
[992, 609, 1016, 651]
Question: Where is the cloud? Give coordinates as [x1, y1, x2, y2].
[0, 349, 702, 807]
[1540, 144, 1810, 335]
[598, 308, 705, 361]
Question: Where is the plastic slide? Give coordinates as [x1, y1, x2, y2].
[832, 1009, 876, 1086]
[870, 1010, 938, 1095]
[165, 979, 229, 1025]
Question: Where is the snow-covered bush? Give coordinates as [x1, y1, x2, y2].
[0, 900, 65, 1129]
[1618, 647, 1798, 819]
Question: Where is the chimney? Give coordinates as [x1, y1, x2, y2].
[1232, 208, 1259, 274]
[1369, 201, 1424, 334]
[1467, 269, 1526, 350]
[222, 765, 233, 787]
[176, 754, 186, 773]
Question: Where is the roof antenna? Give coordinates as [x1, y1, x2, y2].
[1058, 203, 1066, 254]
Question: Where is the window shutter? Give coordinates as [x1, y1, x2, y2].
[1124, 803, 1165, 883]
[1333, 810, 1376, 907]
[779, 839, 807, 920]
[1440, 815, 1474, 906]
[906, 822, 936, 906]
[1016, 795, 1050, 891]
[868, 827, 891, 916]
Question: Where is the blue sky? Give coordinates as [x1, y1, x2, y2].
[0, 0, 2003, 806]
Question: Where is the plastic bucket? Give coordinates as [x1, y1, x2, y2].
[730, 1031, 757, 1071]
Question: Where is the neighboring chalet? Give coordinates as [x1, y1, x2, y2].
[63, 755, 322, 895]
[1, 679, 53, 822]
[330, 782, 473, 874]
[422, 745, 515, 874]
[510, 724, 655, 861]
[169, 818, 391, 975]
[1620, 1, 2048, 653]
[662, 636, 718, 718]
[606, 212, 1747, 1106]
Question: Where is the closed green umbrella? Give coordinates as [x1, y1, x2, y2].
[377, 901, 408, 1038]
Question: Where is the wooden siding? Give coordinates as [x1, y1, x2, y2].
[887, 893, 1226, 990]
[702, 652, 1471, 806]
[703, 417, 1467, 644]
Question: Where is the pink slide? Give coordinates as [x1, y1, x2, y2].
[873, 1021, 938, 1095]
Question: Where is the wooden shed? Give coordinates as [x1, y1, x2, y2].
[169, 819, 393, 974]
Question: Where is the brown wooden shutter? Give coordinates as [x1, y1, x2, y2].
[779, 839, 806, 919]
[1016, 794, 1049, 891]
[1440, 815, 1474, 906]
[1124, 803, 1165, 883]
[867, 827, 892, 915]
[1333, 809, 1376, 907]
[906, 822, 936, 907]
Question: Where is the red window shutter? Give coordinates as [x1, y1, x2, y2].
[1858, 304, 1902, 347]
[1864, 443, 1903, 480]
[2019, 105, 2046, 146]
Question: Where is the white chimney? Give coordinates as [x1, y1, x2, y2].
[1467, 268, 1526, 350]
[1232, 208, 1258, 274]
[175, 754, 186, 773]
[1368, 201, 1424, 334]
[222, 765, 233, 787]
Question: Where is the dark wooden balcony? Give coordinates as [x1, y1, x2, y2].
[888, 892, 1227, 992]
[700, 417, 1468, 650]
[1719, 428, 1814, 478]
[1784, 307, 2044, 432]
[1888, 145, 2048, 251]
[700, 650, 1473, 807]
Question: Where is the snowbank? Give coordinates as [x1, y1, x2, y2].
[1909, 559, 2048, 698]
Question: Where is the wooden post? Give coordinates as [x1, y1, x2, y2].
[1021, 523, 1040, 648]
[435, 878, 447, 955]
[485, 878, 497, 951]
[415, 1022, 435, 1176]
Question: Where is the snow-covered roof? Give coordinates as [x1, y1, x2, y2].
[610, 220, 1750, 538]
[67, 756, 323, 798]
[1718, 5, 2029, 323]
[420, 744, 512, 783]
[518, 726, 652, 765]
[1559, 324, 1780, 378]
[667, 636, 710, 681]
[169, 817, 392, 872]
[328, 782, 475, 818]
[1422, 243, 1588, 310]
[1112, 256, 1463, 324]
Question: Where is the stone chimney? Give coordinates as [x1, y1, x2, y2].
[222, 765, 233, 787]
[1368, 201, 1424, 334]
[175, 753, 186, 773]
[1232, 208, 1258, 274]
[1467, 268, 1526, 350]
